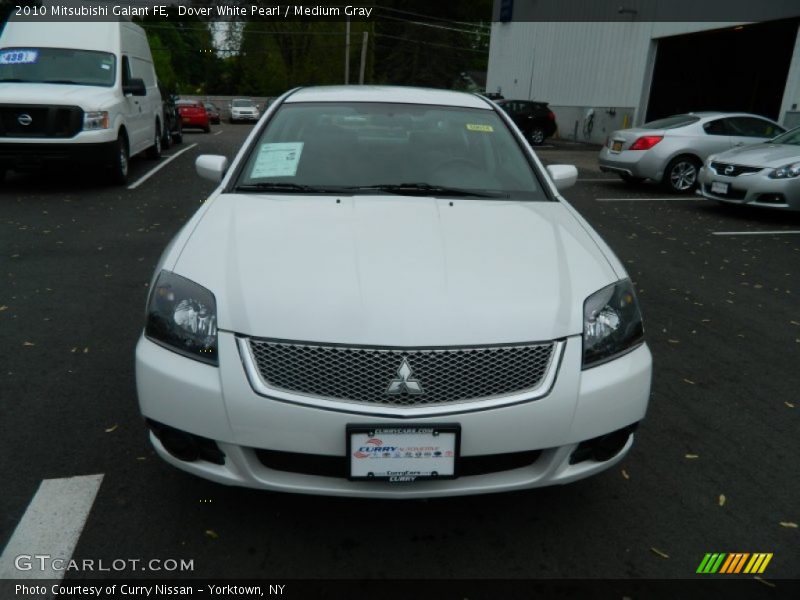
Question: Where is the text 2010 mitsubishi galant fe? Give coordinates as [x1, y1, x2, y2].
[136, 86, 652, 498]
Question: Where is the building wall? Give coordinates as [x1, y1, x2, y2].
[487, 21, 751, 143]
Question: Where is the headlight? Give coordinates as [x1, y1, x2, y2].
[769, 162, 800, 179]
[583, 279, 644, 368]
[83, 111, 109, 131]
[705, 155, 715, 167]
[145, 271, 218, 365]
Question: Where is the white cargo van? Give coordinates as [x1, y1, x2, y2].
[0, 20, 163, 184]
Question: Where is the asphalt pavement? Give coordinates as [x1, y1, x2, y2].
[1, 128, 798, 589]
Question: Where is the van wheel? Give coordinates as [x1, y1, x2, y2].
[109, 135, 129, 185]
[147, 122, 162, 159]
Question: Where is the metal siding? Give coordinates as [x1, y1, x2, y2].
[488, 22, 653, 107]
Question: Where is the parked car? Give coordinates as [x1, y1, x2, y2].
[159, 83, 183, 149]
[599, 112, 785, 193]
[229, 98, 260, 123]
[495, 99, 557, 145]
[204, 102, 221, 124]
[136, 85, 652, 498]
[176, 99, 210, 133]
[698, 125, 800, 211]
[0, 19, 163, 185]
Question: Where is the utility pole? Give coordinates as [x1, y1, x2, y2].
[358, 31, 368, 84]
[344, 17, 350, 84]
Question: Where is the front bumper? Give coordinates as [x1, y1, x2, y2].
[598, 146, 663, 181]
[231, 112, 259, 122]
[136, 332, 652, 498]
[0, 139, 118, 171]
[697, 166, 800, 211]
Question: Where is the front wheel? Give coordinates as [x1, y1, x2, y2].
[663, 156, 700, 194]
[172, 121, 183, 145]
[529, 126, 546, 145]
[108, 135, 129, 185]
[161, 124, 172, 150]
[146, 122, 162, 160]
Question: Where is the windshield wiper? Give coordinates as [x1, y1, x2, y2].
[347, 183, 507, 198]
[233, 182, 346, 193]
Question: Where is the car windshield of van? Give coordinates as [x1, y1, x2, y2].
[0, 47, 116, 87]
[234, 102, 547, 200]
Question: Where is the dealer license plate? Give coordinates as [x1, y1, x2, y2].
[711, 181, 729, 194]
[347, 424, 460, 482]
[611, 140, 623, 152]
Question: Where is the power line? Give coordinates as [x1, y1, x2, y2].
[373, 32, 488, 54]
[374, 5, 491, 30]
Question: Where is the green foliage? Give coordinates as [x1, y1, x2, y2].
[132, 0, 490, 96]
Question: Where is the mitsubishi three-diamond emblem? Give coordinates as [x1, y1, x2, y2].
[386, 358, 424, 395]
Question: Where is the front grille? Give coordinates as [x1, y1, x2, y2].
[710, 162, 762, 177]
[704, 184, 747, 200]
[247, 339, 555, 407]
[255, 448, 542, 478]
[0, 104, 83, 138]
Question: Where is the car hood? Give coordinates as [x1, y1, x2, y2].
[171, 194, 618, 346]
[712, 143, 800, 167]
[0, 82, 118, 108]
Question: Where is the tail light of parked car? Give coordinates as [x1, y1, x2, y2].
[629, 135, 663, 151]
[547, 111, 555, 120]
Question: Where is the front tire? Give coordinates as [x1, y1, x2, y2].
[161, 124, 172, 150]
[146, 122, 162, 160]
[108, 135, 129, 185]
[663, 156, 700, 194]
[172, 121, 183, 145]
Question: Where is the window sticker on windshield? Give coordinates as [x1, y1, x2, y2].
[250, 142, 304, 178]
[0, 49, 39, 65]
[466, 124, 493, 132]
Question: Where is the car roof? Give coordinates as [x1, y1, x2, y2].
[687, 111, 777, 121]
[285, 85, 491, 110]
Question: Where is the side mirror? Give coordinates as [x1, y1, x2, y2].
[123, 78, 147, 97]
[196, 155, 229, 183]
[546, 164, 578, 191]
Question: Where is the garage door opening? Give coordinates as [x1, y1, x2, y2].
[646, 19, 798, 122]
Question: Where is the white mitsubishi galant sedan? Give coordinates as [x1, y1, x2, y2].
[136, 86, 652, 498]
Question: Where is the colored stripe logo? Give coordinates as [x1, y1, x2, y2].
[696, 553, 773, 574]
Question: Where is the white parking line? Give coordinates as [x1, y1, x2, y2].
[127, 143, 198, 190]
[212, 130, 223, 136]
[0, 474, 104, 581]
[596, 197, 702, 202]
[712, 230, 800, 236]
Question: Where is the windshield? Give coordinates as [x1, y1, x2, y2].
[769, 127, 800, 146]
[233, 100, 256, 107]
[235, 102, 546, 200]
[641, 114, 700, 129]
[0, 47, 116, 86]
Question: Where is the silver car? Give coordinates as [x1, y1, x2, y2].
[599, 112, 785, 193]
[698, 126, 800, 211]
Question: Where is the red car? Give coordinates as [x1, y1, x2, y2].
[176, 100, 210, 133]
